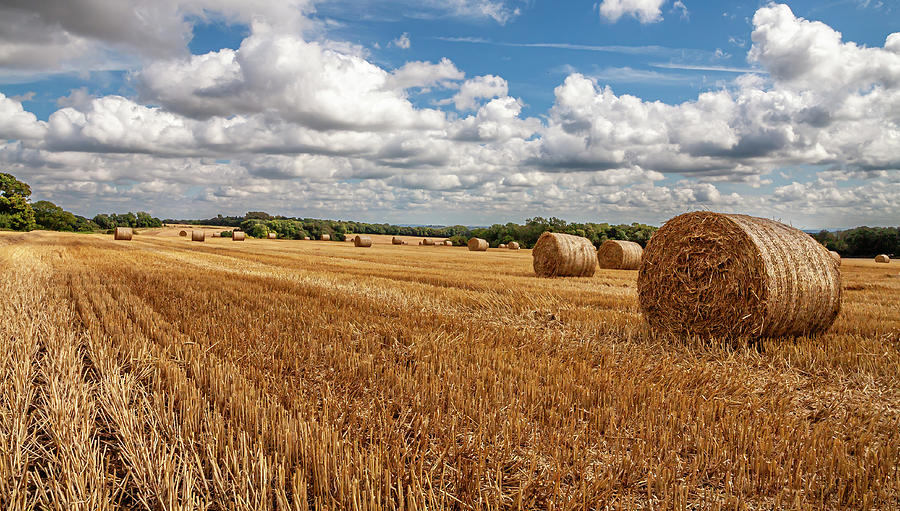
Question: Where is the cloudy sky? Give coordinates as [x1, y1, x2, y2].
[0, 0, 898, 228]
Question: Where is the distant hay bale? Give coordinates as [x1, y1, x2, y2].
[354, 235, 372, 247]
[498, 243, 507, 249]
[597, 240, 643, 270]
[402, 241, 408, 245]
[303, 236, 311, 240]
[191, 230, 205, 242]
[829, 250, 841, 264]
[233, 231, 246, 241]
[508, 242, 520, 250]
[179, 230, 187, 237]
[418, 241, 423, 245]
[321, 234, 331, 241]
[268, 232, 277, 239]
[638, 212, 842, 339]
[443, 240, 452, 246]
[875, 254, 890, 263]
[532, 232, 596, 277]
[212, 232, 221, 238]
[392, 237, 403, 245]
[114, 227, 133, 241]
[468, 238, 489, 252]
[423, 238, 435, 246]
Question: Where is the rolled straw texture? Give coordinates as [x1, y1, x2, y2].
[829, 251, 841, 264]
[498, 244, 507, 249]
[114, 227, 133, 241]
[875, 254, 890, 263]
[212, 232, 221, 238]
[179, 230, 187, 237]
[423, 238, 435, 246]
[597, 240, 643, 270]
[638, 212, 841, 339]
[303, 236, 310, 240]
[233, 231, 246, 241]
[467, 238, 488, 251]
[354, 235, 373, 247]
[392, 237, 403, 245]
[444, 240, 453, 246]
[320, 234, 330, 241]
[268, 232, 277, 239]
[532, 232, 596, 277]
[191, 230, 205, 242]
[508, 242, 520, 250]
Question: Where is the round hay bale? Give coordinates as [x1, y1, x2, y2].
[321, 234, 331, 241]
[191, 230, 205, 242]
[422, 238, 435, 246]
[508, 241, 521, 250]
[875, 254, 890, 263]
[443, 240, 453, 246]
[498, 243, 507, 249]
[233, 231, 246, 241]
[303, 236, 311, 240]
[402, 241, 408, 245]
[212, 232, 221, 238]
[354, 235, 372, 247]
[532, 232, 596, 277]
[638, 212, 842, 339]
[113, 227, 133, 241]
[829, 250, 841, 264]
[268, 232, 277, 239]
[392, 237, 403, 245]
[179, 230, 187, 237]
[597, 240, 642, 270]
[467, 238, 489, 252]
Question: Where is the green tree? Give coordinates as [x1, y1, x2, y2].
[33, 200, 78, 231]
[0, 173, 35, 231]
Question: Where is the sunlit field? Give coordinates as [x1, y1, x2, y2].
[1, 229, 898, 509]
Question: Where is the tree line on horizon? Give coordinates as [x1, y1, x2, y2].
[1, 173, 897, 255]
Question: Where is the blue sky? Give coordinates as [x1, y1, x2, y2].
[0, 0, 898, 228]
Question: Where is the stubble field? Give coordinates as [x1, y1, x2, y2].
[0, 229, 898, 510]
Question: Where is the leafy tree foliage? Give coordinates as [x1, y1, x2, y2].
[814, 227, 900, 257]
[0, 173, 35, 231]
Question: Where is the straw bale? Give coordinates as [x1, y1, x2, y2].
[303, 236, 311, 240]
[179, 230, 187, 237]
[468, 238, 488, 251]
[212, 232, 221, 238]
[597, 240, 642, 270]
[113, 227, 133, 241]
[354, 235, 373, 247]
[233, 231, 246, 241]
[320, 234, 331, 241]
[532, 232, 596, 277]
[392, 237, 403, 245]
[268, 232, 277, 239]
[829, 251, 841, 264]
[444, 240, 453, 246]
[875, 254, 890, 263]
[638, 212, 842, 339]
[498, 244, 507, 249]
[191, 230, 205, 242]
[508, 242, 520, 250]
[423, 238, 435, 246]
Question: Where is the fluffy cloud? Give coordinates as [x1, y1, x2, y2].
[1, 3, 899, 227]
[598, 0, 667, 24]
[391, 33, 411, 49]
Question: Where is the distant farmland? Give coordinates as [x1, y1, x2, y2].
[0, 229, 898, 509]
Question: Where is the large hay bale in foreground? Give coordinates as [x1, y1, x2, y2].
[179, 230, 187, 237]
[422, 238, 435, 246]
[392, 237, 403, 245]
[354, 235, 372, 247]
[233, 231, 246, 241]
[320, 234, 330, 241]
[508, 242, 520, 250]
[597, 240, 642, 270]
[875, 254, 890, 263]
[638, 212, 841, 339]
[114, 227, 132, 241]
[829, 250, 841, 264]
[468, 238, 488, 252]
[532, 232, 596, 277]
[191, 230, 205, 242]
